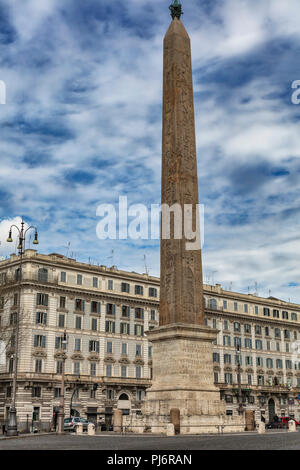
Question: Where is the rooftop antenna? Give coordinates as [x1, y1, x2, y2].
[269, 289, 271, 297]
[144, 255, 149, 276]
[211, 270, 217, 286]
[64, 242, 71, 257]
[229, 282, 232, 291]
[248, 286, 250, 294]
[254, 282, 258, 296]
[107, 249, 115, 268]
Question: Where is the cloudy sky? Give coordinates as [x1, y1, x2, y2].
[0, 0, 300, 303]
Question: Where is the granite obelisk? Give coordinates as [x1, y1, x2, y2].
[142, 2, 241, 434]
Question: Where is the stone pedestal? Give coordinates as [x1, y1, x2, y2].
[288, 420, 296, 432]
[76, 423, 83, 435]
[113, 409, 123, 433]
[142, 324, 236, 434]
[88, 423, 95, 436]
[257, 422, 265, 434]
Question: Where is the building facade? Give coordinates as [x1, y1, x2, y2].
[0, 250, 299, 431]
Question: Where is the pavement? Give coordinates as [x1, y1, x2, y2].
[0, 429, 299, 450]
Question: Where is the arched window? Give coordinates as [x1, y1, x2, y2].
[38, 268, 48, 282]
[209, 298, 217, 310]
[118, 393, 129, 401]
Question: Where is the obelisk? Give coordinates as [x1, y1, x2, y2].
[143, 2, 230, 434]
[160, 0, 204, 326]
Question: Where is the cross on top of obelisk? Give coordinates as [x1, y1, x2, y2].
[169, 0, 183, 20]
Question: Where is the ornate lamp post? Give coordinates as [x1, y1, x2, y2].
[57, 330, 67, 434]
[6, 217, 39, 436]
[236, 344, 244, 415]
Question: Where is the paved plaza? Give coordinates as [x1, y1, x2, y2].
[0, 430, 299, 450]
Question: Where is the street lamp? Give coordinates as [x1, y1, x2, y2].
[6, 217, 39, 436]
[57, 330, 67, 434]
[236, 344, 244, 415]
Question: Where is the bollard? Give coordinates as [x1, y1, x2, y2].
[166, 423, 175, 436]
[88, 423, 95, 436]
[257, 422, 265, 434]
[113, 409, 123, 433]
[76, 423, 83, 435]
[288, 420, 296, 433]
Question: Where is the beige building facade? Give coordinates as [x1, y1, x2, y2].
[0, 249, 299, 431]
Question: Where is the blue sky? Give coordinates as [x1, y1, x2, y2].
[0, 0, 300, 303]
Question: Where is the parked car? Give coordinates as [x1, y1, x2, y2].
[267, 417, 300, 429]
[64, 417, 91, 432]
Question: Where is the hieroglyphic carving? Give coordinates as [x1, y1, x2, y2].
[160, 18, 204, 326]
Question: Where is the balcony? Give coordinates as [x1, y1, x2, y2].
[2, 272, 59, 286]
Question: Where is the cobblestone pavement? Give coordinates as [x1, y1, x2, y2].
[0, 430, 299, 450]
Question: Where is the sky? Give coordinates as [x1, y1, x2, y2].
[0, 0, 300, 303]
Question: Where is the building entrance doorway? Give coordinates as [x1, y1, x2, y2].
[268, 398, 275, 423]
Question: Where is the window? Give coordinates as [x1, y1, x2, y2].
[214, 372, 219, 383]
[149, 287, 157, 298]
[148, 346, 152, 357]
[56, 361, 63, 374]
[61, 272, 66, 282]
[10, 313, 17, 325]
[93, 277, 98, 288]
[292, 313, 297, 321]
[224, 354, 231, 364]
[209, 298, 217, 310]
[234, 302, 238, 312]
[223, 335, 231, 346]
[75, 316, 82, 329]
[235, 354, 242, 365]
[266, 341, 270, 351]
[135, 308, 144, 320]
[265, 327, 269, 336]
[150, 310, 156, 321]
[122, 305, 130, 318]
[91, 301, 101, 314]
[121, 282, 130, 293]
[136, 390, 145, 401]
[91, 318, 97, 331]
[255, 325, 262, 335]
[38, 268, 48, 282]
[120, 322, 130, 335]
[36, 311, 47, 325]
[256, 357, 263, 366]
[294, 331, 297, 340]
[122, 343, 127, 355]
[59, 296, 66, 309]
[90, 363, 96, 376]
[107, 389, 114, 400]
[275, 328, 281, 338]
[77, 274, 82, 285]
[276, 359, 283, 369]
[284, 330, 290, 340]
[108, 280, 113, 290]
[135, 285, 144, 295]
[74, 338, 81, 351]
[34, 335, 46, 348]
[286, 360, 292, 369]
[282, 311, 289, 320]
[224, 373, 233, 384]
[121, 365, 127, 378]
[36, 293, 48, 306]
[106, 364, 112, 377]
[75, 299, 85, 312]
[254, 306, 259, 315]
[248, 395, 254, 403]
[35, 359, 42, 373]
[134, 324, 144, 336]
[136, 366, 142, 378]
[89, 340, 99, 353]
[245, 356, 253, 366]
[105, 321, 115, 333]
[225, 395, 233, 403]
[244, 324, 251, 334]
[6, 387, 12, 398]
[106, 341, 113, 354]
[286, 343, 289, 352]
[223, 300, 227, 309]
[233, 322, 240, 332]
[255, 340, 263, 350]
[8, 357, 13, 373]
[32, 387, 41, 398]
[224, 320, 228, 330]
[213, 353, 220, 362]
[55, 337, 66, 350]
[273, 309, 279, 318]
[74, 362, 80, 375]
[136, 344, 142, 356]
[106, 304, 116, 315]
[234, 337, 241, 348]
[213, 319, 217, 329]
[263, 308, 270, 317]
[244, 304, 248, 313]
[13, 293, 18, 306]
[54, 388, 61, 398]
[257, 375, 264, 386]
[248, 376, 252, 385]
[266, 358, 273, 369]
